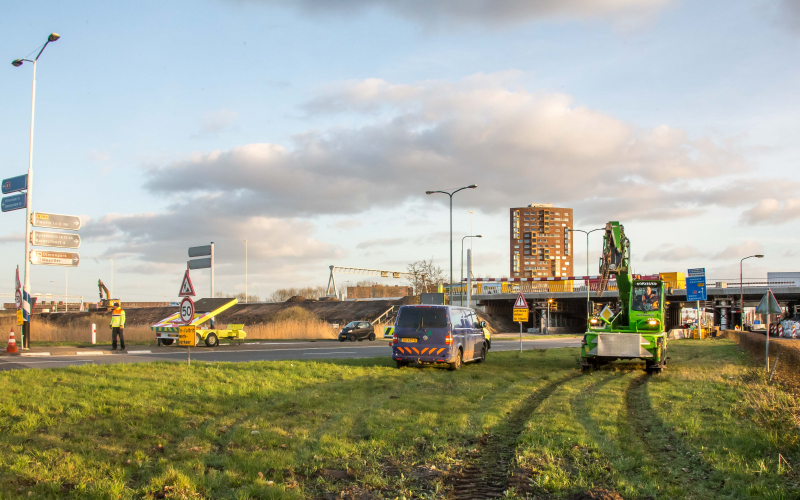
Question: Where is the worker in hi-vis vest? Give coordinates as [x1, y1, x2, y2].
[110, 305, 126, 350]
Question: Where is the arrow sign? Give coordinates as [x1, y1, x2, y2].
[31, 212, 81, 231]
[179, 270, 196, 297]
[31, 231, 81, 249]
[513, 292, 528, 309]
[188, 245, 212, 258]
[2, 174, 27, 194]
[756, 290, 782, 315]
[2, 193, 26, 212]
[30, 250, 80, 267]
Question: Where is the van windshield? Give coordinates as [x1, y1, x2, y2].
[396, 308, 448, 329]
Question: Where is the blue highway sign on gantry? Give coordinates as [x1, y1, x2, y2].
[686, 267, 707, 301]
[2, 175, 27, 194]
[1, 193, 26, 212]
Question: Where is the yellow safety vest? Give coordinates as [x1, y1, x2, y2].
[111, 309, 126, 328]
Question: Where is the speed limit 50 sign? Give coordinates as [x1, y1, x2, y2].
[180, 297, 195, 324]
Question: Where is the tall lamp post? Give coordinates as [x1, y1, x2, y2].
[460, 235, 482, 305]
[244, 239, 248, 303]
[12, 33, 60, 347]
[568, 228, 605, 325]
[426, 185, 478, 304]
[740, 254, 764, 330]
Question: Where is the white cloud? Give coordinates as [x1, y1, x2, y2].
[83, 202, 345, 276]
[711, 240, 764, 261]
[643, 245, 706, 262]
[196, 109, 238, 137]
[245, 0, 671, 27]
[143, 74, 765, 224]
[740, 198, 800, 225]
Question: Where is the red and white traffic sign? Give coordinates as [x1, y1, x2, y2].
[15, 266, 21, 291]
[179, 270, 196, 297]
[513, 293, 528, 309]
[180, 297, 195, 324]
[14, 290, 22, 310]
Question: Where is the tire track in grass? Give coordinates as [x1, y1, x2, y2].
[451, 372, 581, 499]
[624, 374, 719, 498]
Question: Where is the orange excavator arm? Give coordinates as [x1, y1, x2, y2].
[98, 280, 110, 301]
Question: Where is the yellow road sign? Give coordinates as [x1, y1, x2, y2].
[178, 325, 196, 346]
[513, 309, 529, 322]
[16, 310, 23, 325]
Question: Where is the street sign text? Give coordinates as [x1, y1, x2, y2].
[30, 250, 80, 267]
[31, 231, 81, 249]
[2, 193, 26, 212]
[31, 212, 81, 231]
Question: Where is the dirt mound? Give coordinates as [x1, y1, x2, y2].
[570, 488, 624, 500]
[286, 296, 305, 302]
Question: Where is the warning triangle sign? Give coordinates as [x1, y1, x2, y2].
[755, 290, 781, 315]
[179, 270, 196, 297]
[514, 292, 528, 309]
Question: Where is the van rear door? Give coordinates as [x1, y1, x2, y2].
[395, 306, 449, 348]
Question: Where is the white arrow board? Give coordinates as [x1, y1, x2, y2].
[31, 231, 81, 249]
[31, 212, 81, 231]
[30, 250, 80, 267]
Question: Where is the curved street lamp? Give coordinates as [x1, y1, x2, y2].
[426, 185, 478, 304]
[11, 33, 60, 348]
[740, 254, 764, 330]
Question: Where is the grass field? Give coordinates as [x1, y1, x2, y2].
[0, 340, 798, 499]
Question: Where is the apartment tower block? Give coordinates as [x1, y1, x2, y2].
[510, 204, 574, 278]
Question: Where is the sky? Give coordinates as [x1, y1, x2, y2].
[1, 0, 799, 303]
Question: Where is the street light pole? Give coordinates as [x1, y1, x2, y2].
[426, 185, 478, 305]
[244, 239, 248, 304]
[12, 33, 60, 348]
[461, 235, 482, 306]
[568, 228, 604, 326]
[740, 254, 765, 330]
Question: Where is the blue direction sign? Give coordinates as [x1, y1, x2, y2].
[1, 193, 26, 212]
[2, 175, 27, 194]
[686, 267, 707, 301]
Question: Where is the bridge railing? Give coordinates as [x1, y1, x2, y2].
[446, 277, 796, 296]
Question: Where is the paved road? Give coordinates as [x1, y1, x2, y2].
[0, 338, 581, 371]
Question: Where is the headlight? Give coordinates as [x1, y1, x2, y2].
[590, 318, 598, 324]
[648, 319, 657, 325]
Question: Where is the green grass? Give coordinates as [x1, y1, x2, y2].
[0, 340, 798, 499]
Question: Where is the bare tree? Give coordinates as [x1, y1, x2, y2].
[406, 258, 446, 294]
[268, 286, 327, 302]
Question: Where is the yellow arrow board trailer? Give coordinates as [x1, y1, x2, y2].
[151, 298, 247, 347]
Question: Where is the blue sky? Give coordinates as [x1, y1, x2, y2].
[1, 0, 799, 302]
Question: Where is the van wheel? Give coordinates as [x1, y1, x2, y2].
[396, 361, 408, 368]
[475, 344, 486, 363]
[205, 332, 219, 347]
[368, 333, 376, 341]
[448, 349, 463, 371]
[160, 339, 174, 346]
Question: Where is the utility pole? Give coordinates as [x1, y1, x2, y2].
[244, 239, 248, 303]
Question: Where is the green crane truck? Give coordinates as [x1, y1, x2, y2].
[581, 221, 667, 374]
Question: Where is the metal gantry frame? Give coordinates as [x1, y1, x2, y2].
[325, 265, 426, 297]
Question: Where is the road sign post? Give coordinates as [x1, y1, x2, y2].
[188, 243, 214, 324]
[31, 212, 81, 230]
[2, 175, 28, 194]
[756, 290, 782, 375]
[687, 268, 707, 337]
[513, 293, 529, 353]
[2, 193, 27, 212]
[30, 250, 80, 267]
[178, 325, 196, 366]
[31, 231, 80, 249]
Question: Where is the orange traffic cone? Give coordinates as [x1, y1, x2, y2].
[6, 329, 18, 354]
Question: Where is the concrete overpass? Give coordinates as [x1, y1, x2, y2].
[453, 278, 800, 334]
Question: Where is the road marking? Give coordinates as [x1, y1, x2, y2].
[77, 351, 106, 355]
[127, 351, 152, 355]
[21, 352, 50, 357]
[0, 359, 94, 364]
[303, 351, 356, 355]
